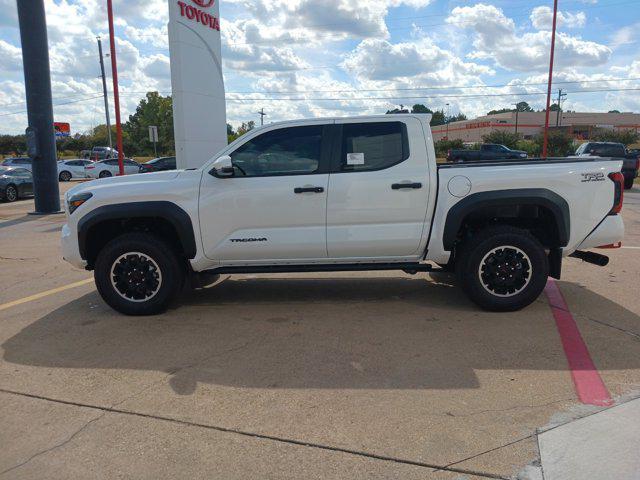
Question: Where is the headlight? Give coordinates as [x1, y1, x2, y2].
[520, 153, 527, 158]
[68, 192, 93, 214]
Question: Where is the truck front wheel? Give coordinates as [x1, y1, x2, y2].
[94, 233, 185, 315]
[455, 226, 549, 312]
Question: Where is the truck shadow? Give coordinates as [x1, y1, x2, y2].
[3, 277, 640, 395]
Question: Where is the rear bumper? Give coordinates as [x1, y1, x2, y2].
[577, 215, 625, 251]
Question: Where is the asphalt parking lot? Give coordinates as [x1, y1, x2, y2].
[1, 181, 639, 479]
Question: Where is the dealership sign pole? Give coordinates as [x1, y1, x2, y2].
[106, 0, 125, 176]
[16, 0, 61, 214]
[542, 0, 559, 158]
[168, 0, 227, 169]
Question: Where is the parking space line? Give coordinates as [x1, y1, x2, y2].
[0, 278, 94, 313]
[544, 279, 612, 407]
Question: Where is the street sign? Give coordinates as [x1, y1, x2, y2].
[148, 125, 158, 142]
[54, 122, 70, 137]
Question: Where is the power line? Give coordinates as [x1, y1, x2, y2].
[0, 95, 104, 117]
[223, 87, 640, 102]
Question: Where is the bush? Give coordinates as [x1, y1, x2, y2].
[591, 129, 639, 146]
[533, 130, 575, 157]
[481, 130, 521, 149]
[434, 139, 464, 157]
[515, 140, 540, 157]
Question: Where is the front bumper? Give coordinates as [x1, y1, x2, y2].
[61, 223, 87, 269]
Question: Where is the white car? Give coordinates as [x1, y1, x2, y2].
[84, 158, 141, 179]
[62, 114, 625, 315]
[57, 159, 95, 181]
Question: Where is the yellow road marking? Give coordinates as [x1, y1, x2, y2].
[0, 278, 94, 312]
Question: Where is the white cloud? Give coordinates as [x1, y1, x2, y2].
[447, 4, 610, 72]
[530, 6, 586, 30]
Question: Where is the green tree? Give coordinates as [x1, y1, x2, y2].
[434, 138, 464, 157]
[487, 107, 513, 115]
[608, 110, 621, 114]
[123, 92, 175, 156]
[515, 101, 533, 112]
[482, 130, 521, 149]
[411, 104, 432, 114]
[533, 130, 574, 156]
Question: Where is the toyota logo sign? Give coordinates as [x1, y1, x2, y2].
[192, 0, 214, 7]
[176, 0, 220, 31]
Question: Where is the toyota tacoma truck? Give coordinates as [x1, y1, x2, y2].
[447, 143, 528, 162]
[61, 115, 625, 315]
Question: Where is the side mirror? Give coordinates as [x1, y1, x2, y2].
[210, 155, 234, 178]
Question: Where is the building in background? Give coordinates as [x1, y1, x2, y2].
[432, 111, 640, 143]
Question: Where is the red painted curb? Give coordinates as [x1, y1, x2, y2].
[544, 279, 613, 407]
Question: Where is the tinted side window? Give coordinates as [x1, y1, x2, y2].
[105, 160, 118, 165]
[15, 158, 31, 165]
[592, 145, 625, 157]
[231, 126, 323, 177]
[340, 122, 408, 172]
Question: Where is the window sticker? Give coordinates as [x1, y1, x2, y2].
[346, 152, 365, 165]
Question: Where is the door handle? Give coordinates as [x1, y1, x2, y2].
[294, 186, 324, 194]
[392, 182, 422, 190]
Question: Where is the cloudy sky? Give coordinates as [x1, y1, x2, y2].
[0, 0, 639, 135]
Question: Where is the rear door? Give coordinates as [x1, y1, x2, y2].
[326, 118, 431, 259]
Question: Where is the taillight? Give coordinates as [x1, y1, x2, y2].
[608, 172, 624, 214]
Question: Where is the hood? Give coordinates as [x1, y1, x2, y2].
[65, 170, 184, 199]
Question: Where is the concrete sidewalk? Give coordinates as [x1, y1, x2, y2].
[539, 398, 640, 480]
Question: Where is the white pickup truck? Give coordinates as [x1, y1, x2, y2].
[61, 115, 625, 315]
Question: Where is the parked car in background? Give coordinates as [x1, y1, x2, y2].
[139, 156, 177, 173]
[57, 159, 95, 181]
[0, 166, 33, 202]
[575, 142, 639, 189]
[447, 144, 528, 162]
[1, 157, 33, 171]
[83, 147, 120, 160]
[84, 158, 140, 179]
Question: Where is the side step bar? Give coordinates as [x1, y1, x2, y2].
[569, 250, 610, 267]
[205, 262, 441, 275]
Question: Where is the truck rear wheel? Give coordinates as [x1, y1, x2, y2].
[455, 226, 548, 312]
[94, 233, 185, 315]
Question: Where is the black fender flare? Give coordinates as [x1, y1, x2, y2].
[77, 201, 197, 260]
[442, 188, 570, 250]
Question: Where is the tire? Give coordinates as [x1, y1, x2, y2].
[94, 233, 185, 315]
[59, 170, 72, 182]
[99, 170, 112, 178]
[4, 184, 18, 202]
[455, 225, 549, 312]
[624, 176, 634, 190]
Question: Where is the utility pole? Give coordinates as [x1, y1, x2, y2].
[542, 0, 559, 158]
[556, 89, 567, 127]
[257, 108, 267, 126]
[106, 0, 125, 176]
[512, 103, 520, 135]
[97, 36, 112, 150]
[16, 0, 60, 214]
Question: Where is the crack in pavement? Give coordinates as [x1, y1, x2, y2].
[579, 314, 640, 341]
[0, 410, 106, 477]
[0, 388, 507, 480]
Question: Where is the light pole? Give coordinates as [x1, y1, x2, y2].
[512, 103, 520, 135]
[97, 36, 112, 150]
[445, 103, 450, 139]
[542, 0, 559, 158]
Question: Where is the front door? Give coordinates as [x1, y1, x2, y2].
[326, 118, 432, 259]
[199, 122, 332, 263]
